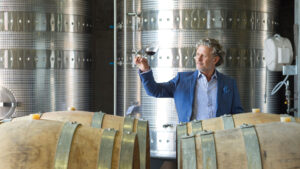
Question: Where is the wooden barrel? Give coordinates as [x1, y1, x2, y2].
[178, 112, 299, 136]
[180, 122, 300, 169]
[176, 112, 299, 169]
[12, 111, 150, 169]
[0, 119, 139, 169]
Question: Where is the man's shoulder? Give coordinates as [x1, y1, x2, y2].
[176, 71, 197, 80]
[177, 70, 197, 77]
[217, 71, 236, 83]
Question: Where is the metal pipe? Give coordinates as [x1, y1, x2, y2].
[285, 81, 291, 113]
[113, 0, 117, 116]
[131, 0, 136, 66]
[296, 0, 300, 117]
[123, 0, 128, 116]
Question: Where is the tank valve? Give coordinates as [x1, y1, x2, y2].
[163, 124, 174, 128]
[0, 102, 18, 108]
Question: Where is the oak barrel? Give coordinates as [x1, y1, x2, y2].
[0, 119, 139, 169]
[13, 111, 150, 169]
[179, 112, 299, 135]
[177, 112, 299, 169]
[180, 122, 300, 169]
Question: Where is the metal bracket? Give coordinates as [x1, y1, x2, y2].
[91, 111, 105, 128]
[54, 122, 80, 169]
[221, 114, 235, 129]
[127, 12, 141, 17]
[200, 130, 217, 169]
[240, 124, 262, 169]
[127, 11, 141, 33]
[283, 65, 297, 75]
[97, 128, 117, 169]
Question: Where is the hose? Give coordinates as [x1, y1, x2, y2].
[271, 75, 289, 95]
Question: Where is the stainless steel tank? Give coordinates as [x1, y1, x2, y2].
[0, 0, 93, 119]
[117, 0, 280, 158]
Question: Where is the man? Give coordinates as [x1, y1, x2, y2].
[134, 38, 244, 122]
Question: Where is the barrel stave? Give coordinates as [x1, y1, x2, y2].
[0, 119, 140, 169]
[181, 122, 300, 169]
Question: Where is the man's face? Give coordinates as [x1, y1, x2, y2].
[194, 45, 220, 73]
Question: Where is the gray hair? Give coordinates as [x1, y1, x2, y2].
[195, 38, 225, 67]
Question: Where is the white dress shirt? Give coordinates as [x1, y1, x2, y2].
[192, 71, 218, 120]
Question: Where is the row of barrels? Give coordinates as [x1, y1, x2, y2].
[0, 111, 150, 169]
[177, 112, 300, 169]
[1, 111, 300, 169]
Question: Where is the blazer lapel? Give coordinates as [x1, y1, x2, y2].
[190, 70, 198, 109]
[216, 70, 224, 117]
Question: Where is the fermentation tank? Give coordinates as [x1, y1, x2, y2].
[0, 0, 94, 119]
[116, 0, 280, 158]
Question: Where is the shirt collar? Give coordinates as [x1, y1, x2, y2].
[198, 70, 218, 80]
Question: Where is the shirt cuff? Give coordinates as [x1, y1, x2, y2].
[139, 69, 151, 74]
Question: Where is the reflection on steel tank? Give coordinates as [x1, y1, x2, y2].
[0, 0, 94, 119]
[117, 0, 280, 158]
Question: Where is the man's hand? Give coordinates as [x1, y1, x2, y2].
[134, 56, 150, 72]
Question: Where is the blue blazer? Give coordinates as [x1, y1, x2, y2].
[139, 70, 244, 122]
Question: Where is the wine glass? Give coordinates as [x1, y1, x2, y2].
[132, 43, 159, 67]
[144, 43, 159, 57]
